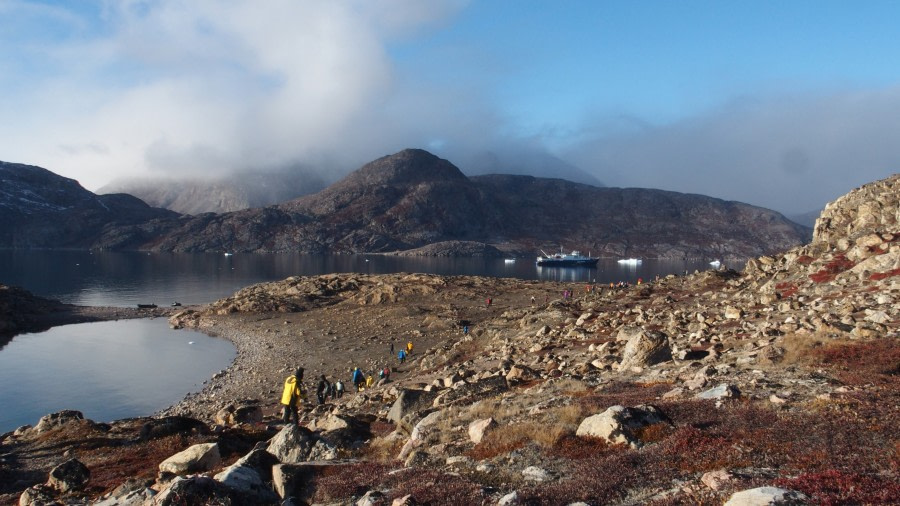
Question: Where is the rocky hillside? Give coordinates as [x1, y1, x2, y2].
[2, 175, 896, 505]
[0, 162, 180, 249]
[0, 151, 808, 259]
[99, 168, 327, 215]
[148, 149, 809, 260]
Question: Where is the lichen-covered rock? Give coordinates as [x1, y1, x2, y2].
[47, 458, 89, 493]
[267, 424, 315, 463]
[618, 329, 672, 370]
[576, 405, 672, 448]
[724, 486, 809, 505]
[159, 442, 221, 476]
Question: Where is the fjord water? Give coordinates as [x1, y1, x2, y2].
[0, 250, 714, 307]
[0, 250, 712, 431]
[0, 318, 235, 433]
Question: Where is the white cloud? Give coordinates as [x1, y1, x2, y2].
[562, 88, 900, 214]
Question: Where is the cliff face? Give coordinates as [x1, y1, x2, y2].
[0, 162, 179, 249]
[0, 151, 810, 259]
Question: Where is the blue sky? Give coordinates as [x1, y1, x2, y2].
[1, 0, 899, 214]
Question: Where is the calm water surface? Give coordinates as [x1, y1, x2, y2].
[0, 318, 234, 433]
[0, 250, 716, 307]
[0, 250, 716, 431]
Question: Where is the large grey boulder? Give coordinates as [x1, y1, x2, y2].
[33, 410, 85, 433]
[432, 375, 508, 407]
[272, 462, 341, 501]
[47, 458, 90, 493]
[397, 410, 443, 462]
[153, 476, 243, 506]
[387, 389, 440, 429]
[267, 424, 315, 463]
[576, 404, 672, 448]
[468, 417, 497, 444]
[213, 449, 280, 501]
[140, 416, 208, 440]
[618, 328, 672, 370]
[724, 486, 809, 505]
[214, 402, 263, 426]
[158, 442, 221, 476]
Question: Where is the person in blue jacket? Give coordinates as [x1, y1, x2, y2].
[398, 348, 407, 364]
[351, 367, 364, 392]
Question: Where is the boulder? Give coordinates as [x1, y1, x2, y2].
[213, 449, 279, 501]
[387, 389, 440, 429]
[140, 416, 208, 440]
[505, 364, 539, 383]
[18, 484, 57, 506]
[214, 403, 263, 426]
[153, 476, 243, 506]
[397, 410, 443, 461]
[272, 462, 340, 501]
[522, 466, 551, 482]
[34, 410, 84, 433]
[619, 329, 672, 370]
[267, 424, 316, 463]
[468, 417, 497, 444]
[575, 404, 672, 449]
[159, 442, 221, 476]
[724, 486, 809, 505]
[432, 375, 509, 407]
[697, 383, 741, 401]
[47, 458, 90, 493]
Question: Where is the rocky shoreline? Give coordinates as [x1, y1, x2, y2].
[1, 175, 898, 505]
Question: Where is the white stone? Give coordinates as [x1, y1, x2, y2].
[159, 443, 221, 476]
[723, 486, 809, 505]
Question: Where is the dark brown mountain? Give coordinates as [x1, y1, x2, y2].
[0, 151, 810, 259]
[0, 161, 179, 249]
[146, 149, 810, 260]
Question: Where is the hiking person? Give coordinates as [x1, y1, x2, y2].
[315, 374, 330, 405]
[280, 367, 305, 425]
[398, 348, 407, 364]
[334, 380, 344, 398]
[463, 325, 469, 335]
[351, 367, 364, 392]
[365, 374, 375, 389]
[530, 295, 535, 305]
[390, 341, 394, 355]
[406, 341, 413, 354]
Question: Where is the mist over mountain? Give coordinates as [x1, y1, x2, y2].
[99, 167, 328, 214]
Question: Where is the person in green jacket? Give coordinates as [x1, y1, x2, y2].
[280, 367, 305, 425]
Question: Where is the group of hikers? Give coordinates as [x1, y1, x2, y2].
[278, 340, 415, 425]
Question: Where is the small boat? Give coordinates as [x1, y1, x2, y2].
[136, 304, 158, 309]
[709, 260, 721, 268]
[504, 258, 516, 263]
[536, 249, 599, 267]
[617, 258, 642, 264]
[223, 252, 233, 257]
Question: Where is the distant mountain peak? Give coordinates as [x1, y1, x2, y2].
[345, 149, 467, 187]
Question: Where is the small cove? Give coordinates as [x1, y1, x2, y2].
[0, 318, 235, 433]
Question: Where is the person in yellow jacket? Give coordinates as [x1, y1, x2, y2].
[406, 341, 413, 354]
[280, 367, 305, 425]
[365, 374, 375, 389]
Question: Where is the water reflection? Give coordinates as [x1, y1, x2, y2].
[0, 318, 235, 433]
[0, 251, 716, 307]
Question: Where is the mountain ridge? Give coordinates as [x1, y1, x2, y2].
[0, 150, 810, 260]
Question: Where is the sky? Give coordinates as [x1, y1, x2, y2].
[2, 0, 900, 215]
